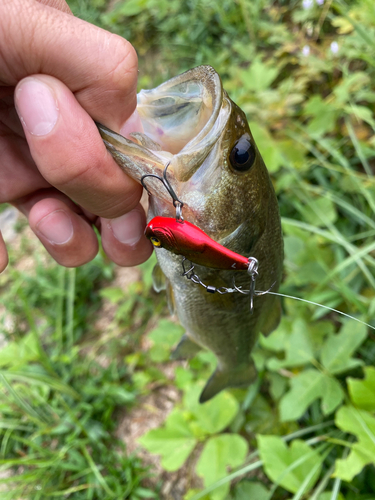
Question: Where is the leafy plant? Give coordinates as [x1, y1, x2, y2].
[140, 382, 246, 500]
[1, 0, 375, 498]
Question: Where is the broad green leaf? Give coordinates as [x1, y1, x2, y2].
[302, 197, 337, 227]
[252, 347, 268, 371]
[267, 318, 315, 370]
[0, 332, 39, 368]
[348, 367, 375, 411]
[284, 236, 305, 263]
[232, 480, 269, 500]
[184, 489, 210, 500]
[148, 319, 184, 362]
[291, 262, 327, 286]
[334, 406, 375, 481]
[246, 394, 280, 435]
[320, 320, 367, 374]
[248, 121, 283, 173]
[333, 72, 370, 104]
[279, 370, 344, 421]
[110, 0, 146, 17]
[240, 57, 279, 92]
[331, 16, 354, 34]
[277, 139, 307, 170]
[345, 104, 375, 128]
[303, 95, 339, 136]
[259, 317, 289, 352]
[175, 366, 194, 390]
[99, 287, 124, 303]
[196, 434, 248, 500]
[318, 493, 345, 500]
[138, 409, 196, 471]
[257, 435, 322, 494]
[184, 385, 239, 434]
[268, 372, 288, 401]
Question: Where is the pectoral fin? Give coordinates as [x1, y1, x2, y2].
[199, 360, 257, 403]
[152, 263, 166, 292]
[166, 281, 176, 315]
[171, 334, 201, 360]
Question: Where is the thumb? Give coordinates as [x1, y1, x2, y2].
[1, 0, 138, 130]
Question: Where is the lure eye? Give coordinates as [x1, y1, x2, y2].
[229, 136, 256, 172]
[150, 236, 162, 247]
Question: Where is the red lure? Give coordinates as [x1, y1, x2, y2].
[145, 216, 251, 271]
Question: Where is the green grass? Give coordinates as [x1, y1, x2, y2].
[0, 244, 161, 498]
[1, 0, 375, 498]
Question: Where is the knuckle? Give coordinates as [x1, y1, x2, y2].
[104, 35, 138, 93]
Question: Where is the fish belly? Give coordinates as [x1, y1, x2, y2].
[156, 247, 265, 401]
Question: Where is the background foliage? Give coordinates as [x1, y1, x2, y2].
[1, 0, 375, 498]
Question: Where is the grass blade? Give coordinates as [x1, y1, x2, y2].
[66, 267, 76, 348]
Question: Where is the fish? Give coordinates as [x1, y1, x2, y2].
[97, 65, 284, 403]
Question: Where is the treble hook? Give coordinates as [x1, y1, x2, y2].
[141, 161, 184, 222]
[232, 266, 276, 314]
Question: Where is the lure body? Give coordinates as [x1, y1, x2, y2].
[145, 216, 250, 271]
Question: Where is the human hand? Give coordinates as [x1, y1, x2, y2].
[0, 0, 153, 272]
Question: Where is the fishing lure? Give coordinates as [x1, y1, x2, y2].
[141, 163, 270, 312]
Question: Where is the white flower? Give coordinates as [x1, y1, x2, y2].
[330, 41, 339, 54]
[302, 45, 311, 57]
[302, 0, 314, 9]
[316, 0, 325, 5]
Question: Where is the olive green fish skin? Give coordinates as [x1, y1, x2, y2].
[98, 66, 283, 402]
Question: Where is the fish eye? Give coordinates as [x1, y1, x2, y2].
[229, 136, 256, 172]
[150, 236, 162, 247]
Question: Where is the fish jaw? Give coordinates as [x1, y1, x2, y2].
[98, 124, 175, 207]
[97, 65, 231, 216]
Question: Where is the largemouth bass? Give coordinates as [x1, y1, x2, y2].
[98, 66, 283, 403]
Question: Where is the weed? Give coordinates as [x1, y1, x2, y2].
[1, 0, 375, 498]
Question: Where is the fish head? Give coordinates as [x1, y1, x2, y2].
[98, 65, 277, 248]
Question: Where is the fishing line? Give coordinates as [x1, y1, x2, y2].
[258, 290, 375, 331]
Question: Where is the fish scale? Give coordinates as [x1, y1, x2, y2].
[98, 65, 284, 403]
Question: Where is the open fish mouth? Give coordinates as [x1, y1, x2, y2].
[97, 66, 231, 200]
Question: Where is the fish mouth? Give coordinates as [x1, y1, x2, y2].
[98, 66, 231, 204]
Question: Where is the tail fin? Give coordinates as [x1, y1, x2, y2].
[199, 360, 257, 403]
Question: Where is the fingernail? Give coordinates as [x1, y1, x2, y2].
[36, 210, 73, 244]
[16, 78, 59, 136]
[110, 210, 144, 245]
